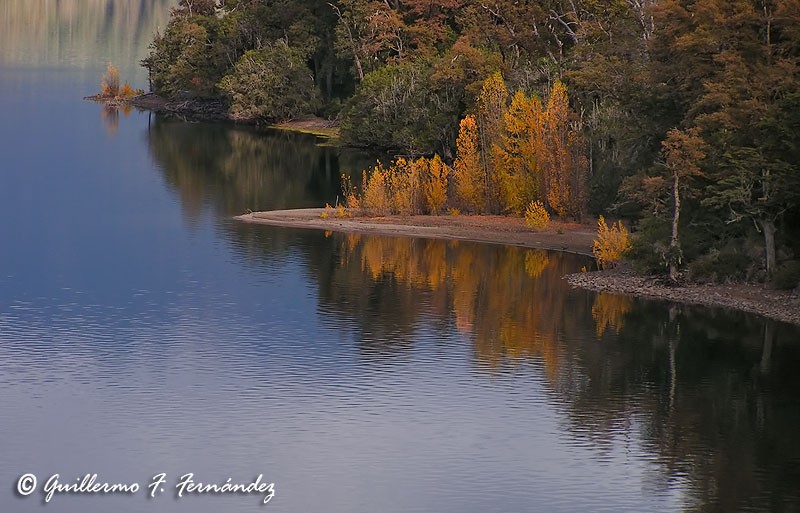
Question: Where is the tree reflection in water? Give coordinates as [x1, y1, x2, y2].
[312, 233, 800, 512]
[148, 117, 800, 512]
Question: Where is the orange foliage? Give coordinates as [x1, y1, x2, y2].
[101, 63, 120, 98]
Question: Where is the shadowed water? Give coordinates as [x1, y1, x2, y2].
[1, 3, 800, 513]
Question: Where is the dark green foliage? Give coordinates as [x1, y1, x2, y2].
[142, 14, 226, 97]
[688, 242, 760, 285]
[772, 261, 800, 291]
[218, 42, 321, 121]
[627, 216, 671, 275]
[340, 60, 461, 155]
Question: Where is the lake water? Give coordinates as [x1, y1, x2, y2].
[1, 3, 800, 513]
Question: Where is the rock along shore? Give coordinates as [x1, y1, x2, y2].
[567, 268, 800, 326]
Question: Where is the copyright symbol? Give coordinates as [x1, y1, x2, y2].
[16, 473, 37, 496]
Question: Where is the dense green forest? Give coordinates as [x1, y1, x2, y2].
[143, 0, 800, 287]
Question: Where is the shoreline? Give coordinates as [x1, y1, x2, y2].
[237, 209, 800, 325]
[567, 268, 800, 326]
[236, 208, 596, 256]
[84, 94, 340, 138]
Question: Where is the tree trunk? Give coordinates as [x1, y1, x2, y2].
[760, 218, 777, 278]
[669, 169, 681, 282]
[760, 319, 774, 375]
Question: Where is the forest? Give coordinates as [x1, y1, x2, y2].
[142, 0, 800, 287]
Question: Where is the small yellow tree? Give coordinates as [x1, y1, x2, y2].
[101, 63, 121, 98]
[424, 154, 449, 214]
[362, 164, 391, 215]
[524, 200, 550, 231]
[593, 216, 631, 269]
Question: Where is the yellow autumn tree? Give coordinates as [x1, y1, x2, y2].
[496, 89, 545, 214]
[101, 63, 121, 97]
[389, 158, 420, 215]
[453, 115, 485, 212]
[476, 71, 509, 213]
[542, 81, 587, 220]
[593, 216, 631, 269]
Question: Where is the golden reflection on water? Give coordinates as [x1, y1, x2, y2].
[337, 234, 626, 379]
[592, 293, 632, 337]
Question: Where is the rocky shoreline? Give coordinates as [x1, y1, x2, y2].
[567, 268, 800, 326]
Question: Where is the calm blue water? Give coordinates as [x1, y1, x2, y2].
[2, 3, 800, 513]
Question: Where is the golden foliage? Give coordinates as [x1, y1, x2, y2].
[476, 72, 509, 212]
[362, 165, 391, 215]
[101, 63, 120, 98]
[336, 236, 570, 380]
[356, 156, 450, 215]
[341, 174, 361, 210]
[592, 293, 632, 337]
[336, 204, 351, 218]
[524, 200, 550, 231]
[496, 90, 544, 214]
[453, 115, 485, 212]
[450, 80, 587, 219]
[541, 81, 588, 219]
[389, 158, 420, 215]
[424, 154, 449, 214]
[593, 216, 631, 269]
[119, 82, 144, 99]
[524, 250, 550, 278]
[320, 203, 334, 219]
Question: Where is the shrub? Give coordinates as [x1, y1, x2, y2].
[627, 216, 670, 274]
[341, 174, 360, 210]
[335, 204, 351, 218]
[771, 260, 800, 290]
[354, 156, 451, 216]
[593, 216, 631, 269]
[101, 64, 120, 97]
[688, 245, 754, 283]
[320, 203, 334, 219]
[389, 158, 420, 215]
[524, 200, 550, 231]
[119, 82, 143, 99]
